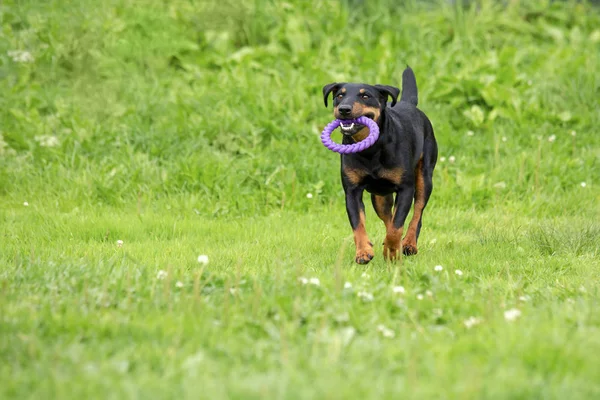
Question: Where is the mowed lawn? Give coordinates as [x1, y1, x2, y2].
[1, 0, 600, 399]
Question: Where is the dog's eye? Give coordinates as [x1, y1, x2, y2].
[337, 94, 343, 99]
[361, 94, 369, 100]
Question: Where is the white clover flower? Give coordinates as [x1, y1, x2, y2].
[157, 270, 168, 280]
[8, 50, 34, 63]
[392, 286, 405, 294]
[182, 351, 205, 369]
[455, 269, 463, 276]
[23, 201, 29, 207]
[361, 272, 369, 279]
[449, 156, 456, 163]
[229, 288, 238, 295]
[416, 294, 424, 300]
[298, 277, 308, 285]
[176, 281, 184, 288]
[548, 135, 556, 142]
[434, 265, 443, 272]
[117, 240, 123, 247]
[197, 255, 209, 265]
[344, 282, 352, 289]
[440, 156, 446, 162]
[580, 182, 587, 188]
[357, 291, 374, 302]
[425, 290, 433, 297]
[464, 316, 481, 329]
[306, 193, 313, 199]
[504, 308, 521, 322]
[309, 277, 320, 286]
[34, 135, 60, 148]
[377, 324, 395, 338]
[335, 312, 349, 323]
[570, 130, 576, 137]
[519, 295, 530, 302]
[502, 136, 507, 142]
[466, 130, 474, 136]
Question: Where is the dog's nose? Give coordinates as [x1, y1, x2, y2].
[338, 105, 352, 117]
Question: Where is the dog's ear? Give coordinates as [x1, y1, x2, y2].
[374, 85, 400, 107]
[322, 83, 343, 107]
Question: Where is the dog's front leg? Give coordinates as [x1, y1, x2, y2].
[344, 186, 374, 264]
[384, 185, 415, 261]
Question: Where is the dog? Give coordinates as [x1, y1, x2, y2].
[322, 67, 438, 264]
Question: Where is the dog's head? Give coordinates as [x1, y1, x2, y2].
[322, 82, 399, 136]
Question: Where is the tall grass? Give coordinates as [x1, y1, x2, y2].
[1, 0, 598, 215]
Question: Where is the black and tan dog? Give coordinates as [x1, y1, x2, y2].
[322, 67, 437, 264]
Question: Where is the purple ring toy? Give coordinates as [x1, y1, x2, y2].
[320, 116, 380, 154]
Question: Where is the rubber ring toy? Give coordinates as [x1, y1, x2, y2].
[320, 116, 380, 154]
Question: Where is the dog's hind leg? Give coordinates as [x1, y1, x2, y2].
[372, 194, 402, 260]
[401, 158, 427, 255]
[402, 133, 437, 255]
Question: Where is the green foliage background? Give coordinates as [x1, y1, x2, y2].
[2, 0, 598, 216]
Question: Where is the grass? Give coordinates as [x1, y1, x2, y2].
[1, 0, 600, 398]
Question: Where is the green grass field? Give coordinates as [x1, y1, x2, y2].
[1, 0, 600, 398]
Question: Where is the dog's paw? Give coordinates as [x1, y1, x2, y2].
[402, 242, 418, 256]
[383, 245, 400, 261]
[383, 235, 402, 261]
[355, 247, 374, 264]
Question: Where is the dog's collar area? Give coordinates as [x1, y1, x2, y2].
[351, 128, 370, 142]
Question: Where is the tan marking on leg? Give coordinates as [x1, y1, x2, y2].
[402, 157, 425, 255]
[378, 167, 404, 185]
[343, 167, 367, 185]
[372, 195, 392, 222]
[372, 194, 402, 261]
[383, 224, 403, 261]
[353, 211, 373, 264]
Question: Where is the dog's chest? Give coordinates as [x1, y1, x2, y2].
[361, 166, 404, 195]
[349, 149, 404, 180]
[344, 162, 405, 196]
[374, 166, 404, 185]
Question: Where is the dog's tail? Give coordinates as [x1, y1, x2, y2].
[400, 66, 418, 106]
